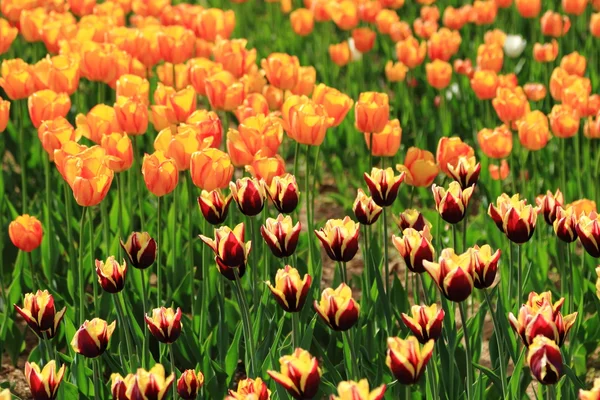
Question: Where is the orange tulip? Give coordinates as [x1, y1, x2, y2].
[19, 8, 47, 43]
[154, 125, 212, 171]
[68, 0, 96, 16]
[358, 1, 382, 24]
[132, 0, 171, 17]
[246, 153, 286, 185]
[151, 85, 197, 130]
[194, 8, 236, 42]
[116, 74, 150, 105]
[426, 60, 452, 90]
[355, 92, 389, 133]
[560, 51, 586, 76]
[471, 70, 499, 100]
[381, 0, 405, 9]
[562, 77, 591, 116]
[436, 137, 475, 175]
[114, 96, 148, 135]
[156, 63, 189, 91]
[186, 109, 223, 148]
[549, 104, 580, 139]
[38, 117, 80, 161]
[389, 21, 413, 42]
[227, 114, 283, 166]
[329, 42, 351, 67]
[477, 125, 513, 158]
[291, 66, 316, 96]
[0, 59, 37, 100]
[329, 0, 359, 30]
[363, 119, 402, 157]
[591, 13, 600, 37]
[516, 0, 541, 17]
[484, 29, 507, 47]
[352, 28, 376, 53]
[190, 148, 233, 191]
[477, 43, 503, 73]
[443, 6, 468, 30]
[205, 71, 246, 111]
[311, 84, 354, 127]
[586, 94, 600, 117]
[33, 55, 80, 95]
[79, 42, 118, 84]
[141, 151, 178, 197]
[472, 0, 498, 25]
[541, 11, 571, 37]
[240, 68, 267, 94]
[290, 8, 314, 36]
[263, 85, 284, 111]
[188, 57, 223, 97]
[549, 67, 575, 101]
[562, 0, 588, 15]
[213, 39, 257, 79]
[396, 147, 439, 187]
[413, 18, 438, 39]
[489, 160, 510, 180]
[9, 215, 43, 252]
[518, 111, 552, 150]
[395, 37, 426, 69]
[261, 53, 299, 91]
[454, 59, 474, 78]
[54, 142, 93, 180]
[156, 26, 195, 65]
[493, 86, 528, 123]
[64, 153, 114, 206]
[524, 83, 547, 102]
[235, 93, 269, 122]
[427, 28, 462, 61]
[385, 61, 408, 82]
[287, 100, 334, 146]
[100, 132, 133, 172]
[76, 105, 122, 144]
[375, 9, 399, 35]
[0, 18, 18, 55]
[0, 100, 9, 133]
[27, 89, 70, 129]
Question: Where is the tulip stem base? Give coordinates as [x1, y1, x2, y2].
[141, 269, 149, 368]
[233, 268, 257, 378]
[483, 289, 507, 398]
[459, 302, 473, 400]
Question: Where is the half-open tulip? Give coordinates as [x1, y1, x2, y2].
[447, 156, 481, 189]
[396, 147, 439, 187]
[141, 151, 178, 197]
[205, 70, 246, 111]
[426, 60, 452, 89]
[28, 90, 71, 129]
[471, 69, 499, 100]
[290, 8, 314, 36]
[355, 92, 389, 133]
[15, 290, 65, 338]
[63, 153, 114, 207]
[114, 95, 148, 135]
[472, 244, 501, 289]
[190, 148, 233, 191]
[516, 0, 541, 17]
[549, 104, 580, 138]
[527, 337, 562, 385]
[76, 105, 121, 144]
[385, 61, 408, 82]
[386, 336, 434, 385]
[328, 42, 351, 67]
[261, 53, 300, 91]
[401, 304, 445, 343]
[393, 226, 435, 273]
[25, 361, 66, 400]
[576, 212, 600, 257]
[71, 318, 116, 358]
[524, 83, 547, 101]
[266, 265, 312, 312]
[261, 215, 301, 258]
[488, 193, 539, 243]
[534, 40, 559, 63]
[353, 188, 382, 225]
[116, 74, 150, 105]
[363, 167, 405, 207]
[424, 248, 475, 302]
[38, 118, 79, 162]
[230, 177, 266, 216]
[198, 189, 232, 226]
[536, 189, 564, 225]
[200, 223, 251, 274]
[518, 111, 551, 151]
[432, 182, 475, 224]
[101, 132, 133, 173]
[95, 256, 128, 293]
[177, 370, 204, 400]
[397, 209, 431, 232]
[554, 206, 578, 242]
[311, 84, 354, 127]
[363, 119, 401, 157]
[331, 380, 386, 400]
[436, 137, 475, 176]
[541, 11, 571, 37]
[120, 232, 157, 269]
[9, 214, 43, 252]
[227, 114, 283, 166]
[0, 59, 37, 100]
[268, 348, 321, 399]
[314, 283, 360, 331]
[226, 377, 271, 400]
[145, 307, 182, 344]
[493, 86, 528, 124]
[315, 217, 360, 263]
[126, 364, 174, 400]
[477, 125, 513, 159]
[266, 173, 300, 214]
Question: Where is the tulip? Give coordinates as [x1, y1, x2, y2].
[0, 59, 37, 100]
[541, 11, 571, 37]
[328, 42, 351, 67]
[353, 189, 383, 225]
[268, 348, 321, 399]
[314, 217, 360, 263]
[177, 370, 204, 400]
[493, 86, 528, 124]
[515, 0, 541, 17]
[100, 132, 133, 173]
[27, 90, 71, 129]
[313, 283, 360, 331]
[266, 173, 300, 214]
[447, 156, 481, 189]
[395, 147, 439, 188]
[576, 211, 600, 257]
[385, 61, 408, 82]
[490, 161, 510, 182]
[591, 13, 600, 37]
[261, 215, 301, 258]
[246, 153, 284, 185]
[351, 28, 376, 53]
[154, 126, 212, 171]
[126, 364, 175, 400]
[311, 84, 354, 127]
[290, 8, 314, 36]
[568, 199, 597, 217]
[470, 69, 499, 100]
[9, 214, 43, 252]
[527, 336, 562, 385]
[120, 232, 157, 269]
[363, 119, 402, 157]
[427, 28, 462, 62]
[229, 177, 267, 216]
[562, 77, 592, 116]
[24, 361, 66, 400]
[375, 9, 398, 33]
[423, 248, 476, 302]
[194, 8, 235, 41]
[524, 83, 547, 102]
[413, 17, 438, 39]
[156, 25, 195, 65]
[561, 51, 587, 76]
[266, 265, 312, 312]
[436, 136, 475, 175]
[226, 114, 283, 167]
[262, 85, 284, 111]
[553, 206, 578, 243]
[580, 378, 600, 399]
[235, 93, 269, 122]
[116, 74, 150, 105]
[392, 226, 435, 273]
[562, 0, 587, 15]
[15, 290, 65, 339]
[425, 60, 452, 90]
[200, 223, 251, 272]
[549, 104, 580, 139]
[534, 40, 559, 63]
[504, 35, 527, 58]
[518, 111, 552, 151]
[114, 96, 149, 135]
[401, 304, 445, 343]
[329, 0, 359, 30]
[0, 99, 9, 133]
[331, 380, 386, 400]
[190, 148, 234, 191]
[261, 53, 299, 91]
[488, 193, 539, 243]
[536, 189, 564, 225]
[0, 18, 17, 55]
[286, 100, 334, 146]
[95, 256, 128, 293]
[290, 66, 316, 97]
[76, 104, 121, 144]
[355, 92, 389, 134]
[363, 167, 405, 207]
[205, 70, 246, 111]
[212, 39, 256, 79]
[71, 318, 116, 358]
[188, 57, 223, 96]
[471, 244, 501, 289]
[37, 117, 79, 162]
[386, 336, 434, 385]
[62, 152, 114, 207]
[397, 209, 432, 232]
[432, 182, 475, 224]
[198, 189, 232, 226]
[145, 307, 182, 344]
[141, 151, 178, 197]
[226, 378, 271, 399]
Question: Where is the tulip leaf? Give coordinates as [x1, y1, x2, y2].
[508, 348, 526, 397]
[562, 364, 585, 390]
[473, 363, 502, 394]
[225, 323, 243, 381]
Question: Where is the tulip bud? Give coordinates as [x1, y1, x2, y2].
[553, 207, 578, 243]
[314, 283, 360, 331]
[472, 244, 501, 289]
[432, 182, 475, 224]
[266, 265, 312, 312]
[200, 223, 251, 273]
[177, 369, 204, 400]
[142, 151, 179, 197]
[576, 211, 600, 257]
[331, 379, 386, 400]
[111, 373, 134, 400]
[25, 361, 66, 400]
[363, 167, 405, 207]
[198, 189, 232, 225]
[226, 377, 271, 400]
[145, 307, 183, 344]
[447, 156, 481, 189]
[386, 336, 434, 385]
[9, 214, 43, 252]
[230, 177, 267, 216]
[488, 193, 539, 244]
[268, 348, 322, 399]
[392, 226, 435, 273]
[527, 336, 562, 385]
[127, 364, 175, 400]
[101, 132, 134, 173]
[190, 148, 234, 191]
[314, 217, 360, 263]
[95, 257, 128, 293]
[71, 318, 116, 358]
[401, 304, 445, 343]
[120, 232, 157, 269]
[352, 189, 382, 225]
[396, 209, 432, 232]
[311, 84, 354, 127]
[266, 173, 300, 214]
[114, 95, 149, 135]
[355, 92, 390, 134]
[536, 189, 564, 225]
[261, 215, 301, 258]
[423, 248, 475, 302]
[15, 290, 66, 339]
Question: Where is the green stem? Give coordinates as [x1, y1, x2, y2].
[567, 243, 574, 314]
[405, 384, 411, 400]
[574, 126, 583, 198]
[233, 268, 257, 377]
[27, 251, 39, 291]
[18, 100, 27, 213]
[116, 174, 124, 260]
[291, 312, 300, 349]
[383, 207, 389, 295]
[249, 216, 258, 306]
[90, 209, 98, 316]
[187, 175, 195, 318]
[114, 293, 135, 369]
[452, 224, 458, 251]
[363, 228, 371, 304]
[343, 330, 358, 380]
[64, 182, 75, 282]
[483, 289, 507, 398]
[517, 244, 523, 309]
[93, 358, 101, 400]
[293, 141, 300, 180]
[101, 200, 109, 255]
[157, 196, 162, 306]
[305, 145, 313, 278]
[171, 183, 178, 300]
[459, 302, 473, 400]
[141, 269, 149, 368]
[43, 154, 53, 286]
[78, 207, 88, 325]
[508, 241, 513, 308]
[560, 139, 567, 195]
[170, 344, 177, 399]
[133, 136, 145, 231]
[462, 216, 467, 253]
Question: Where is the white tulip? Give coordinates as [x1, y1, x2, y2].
[503, 35, 527, 58]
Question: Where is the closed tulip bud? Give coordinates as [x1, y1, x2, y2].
[562, 0, 587, 15]
[177, 370, 204, 400]
[516, 0, 541, 17]
[290, 8, 314, 36]
[363, 167, 405, 207]
[528, 337, 564, 388]
[266, 173, 300, 214]
[489, 160, 510, 180]
[114, 96, 149, 135]
[315, 217, 360, 263]
[432, 182, 475, 224]
[120, 232, 157, 269]
[536, 189, 564, 225]
[472, 244, 501, 289]
[25, 361, 66, 400]
[261, 215, 301, 258]
[401, 304, 445, 343]
[0, 59, 37, 100]
[549, 104, 580, 139]
[396, 147, 439, 188]
[200, 223, 251, 270]
[226, 377, 271, 399]
[328, 0, 359, 30]
[28, 90, 71, 129]
[331, 380, 386, 400]
[205, 70, 246, 111]
[488, 193, 539, 243]
[351, 28, 376, 53]
[553, 206, 578, 243]
[76, 105, 121, 144]
[424, 248, 476, 302]
[268, 348, 321, 399]
[198, 189, 232, 225]
[145, 307, 182, 344]
[141, 151, 178, 197]
[363, 119, 402, 157]
[471, 69, 499, 100]
[472, 0, 498, 25]
[534, 40, 559, 63]
[190, 148, 234, 191]
[386, 336, 434, 384]
[266, 265, 311, 312]
[311, 84, 354, 127]
[95, 256, 128, 293]
[111, 373, 135, 400]
[576, 212, 600, 257]
[71, 318, 116, 358]
[591, 13, 600, 37]
[580, 378, 600, 399]
[493, 86, 528, 124]
[392, 226, 435, 273]
[353, 189, 383, 225]
[524, 83, 547, 102]
[9, 214, 43, 252]
[127, 364, 175, 400]
[313, 283, 360, 331]
[230, 177, 267, 216]
[447, 156, 481, 189]
[355, 92, 389, 134]
[518, 111, 551, 151]
[290, 66, 316, 97]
